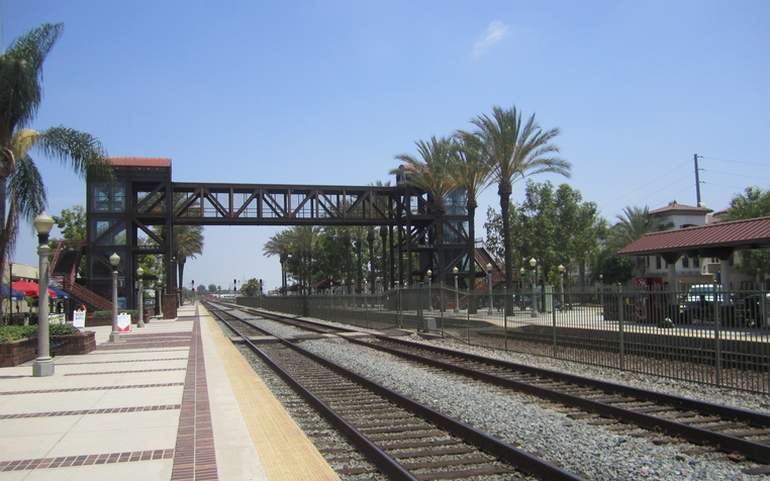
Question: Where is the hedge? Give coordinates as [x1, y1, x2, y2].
[0, 324, 79, 343]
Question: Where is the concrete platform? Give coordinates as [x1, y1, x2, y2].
[0, 303, 341, 481]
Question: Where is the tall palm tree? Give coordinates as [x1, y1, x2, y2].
[174, 225, 203, 298]
[393, 136, 457, 284]
[451, 132, 492, 312]
[263, 230, 292, 292]
[0, 23, 108, 290]
[473, 106, 570, 312]
[611, 206, 653, 248]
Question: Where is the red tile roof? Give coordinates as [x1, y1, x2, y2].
[618, 216, 770, 255]
[648, 200, 712, 216]
[108, 157, 171, 168]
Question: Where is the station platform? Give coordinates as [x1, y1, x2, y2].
[0, 303, 341, 481]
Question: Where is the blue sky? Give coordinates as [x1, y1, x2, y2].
[4, 0, 769, 290]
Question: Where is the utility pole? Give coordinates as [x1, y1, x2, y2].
[693, 153, 703, 207]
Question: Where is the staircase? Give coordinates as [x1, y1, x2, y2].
[50, 240, 114, 312]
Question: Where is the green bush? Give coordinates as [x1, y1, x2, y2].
[0, 325, 36, 342]
[0, 323, 80, 343]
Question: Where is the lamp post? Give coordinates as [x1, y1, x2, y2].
[452, 266, 460, 313]
[599, 273, 604, 318]
[558, 264, 565, 311]
[136, 267, 145, 328]
[529, 257, 537, 317]
[109, 252, 121, 343]
[191, 280, 195, 303]
[426, 269, 433, 312]
[486, 263, 493, 315]
[32, 213, 55, 377]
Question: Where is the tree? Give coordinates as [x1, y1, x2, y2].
[196, 284, 207, 294]
[724, 187, 770, 280]
[0, 24, 109, 288]
[207, 284, 217, 293]
[472, 106, 570, 312]
[263, 230, 292, 292]
[174, 225, 203, 298]
[52, 205, 86, 241]
[240, 278, 260, 296]
[451, 132, 492, 312]
[608, 206, 654, 251]
[393, 136, 457, 284]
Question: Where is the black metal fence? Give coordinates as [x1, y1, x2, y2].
[237, 284, 770, 394]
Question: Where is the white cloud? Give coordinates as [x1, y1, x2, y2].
[472, 20, 509, 57]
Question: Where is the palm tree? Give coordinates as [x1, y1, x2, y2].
[451, 132, 492, 313]
[0, 23, 108, 291]
[393, 136, 457, 284]
[610, 206, 653, 249]
[473, 106, 570, 312]
[263, 230, 292, 292]
[174, 225, 203, 298]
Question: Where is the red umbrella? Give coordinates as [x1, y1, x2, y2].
[11, 280, 56, 298]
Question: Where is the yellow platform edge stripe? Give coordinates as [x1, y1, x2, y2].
[200, 305, 343, 481]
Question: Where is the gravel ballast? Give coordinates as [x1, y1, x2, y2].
[300, 336, 762, 481]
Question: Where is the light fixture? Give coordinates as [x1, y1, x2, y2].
[426, 269, 432, 277]
[452, 266, 459, 274]
[109, 252, 121, 267]
[137, 266, 144, 277]
[558, 264, 565, 273]
[33, 212, 55, 236]
[486, 262, 492, 271]
[529, 257, 537, 268]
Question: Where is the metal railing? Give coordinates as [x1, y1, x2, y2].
[237, 284, 770, 394]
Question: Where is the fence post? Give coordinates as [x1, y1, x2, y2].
[617, 284, 625, 371]
[551, 289, 557, 358]
[397, 287, 403, 329]
[504, 290, 509, 351]
[467, 288, 471, 344]
[762, 286, 769, 393]
[714, 282, 722, 386]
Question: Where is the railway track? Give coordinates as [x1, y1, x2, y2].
[205, 301, 584, 481]
[221, 302, 770, 472]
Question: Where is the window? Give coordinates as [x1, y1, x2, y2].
[656, 256, 662, 269]
[92, 183, 126, 212]
[693, 256, 700, 268]
[682, 256, 690, 268]
[92, 220, 127, 245]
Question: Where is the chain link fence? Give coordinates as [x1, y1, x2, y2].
[237, 284, 770, 393]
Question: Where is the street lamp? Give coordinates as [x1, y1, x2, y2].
[158, 281, 164, 318]
[426, 269, 433, 312]
[32, 212, 55, 377]
[136, 267, 145, 328]
[191, 279, 195, 303]
[529, 257, 537, 317]
[486, 262, 493, 315]
[558, 264, 566, 311]
[109, 252, 121, 343]
[452, 266, 460, 313]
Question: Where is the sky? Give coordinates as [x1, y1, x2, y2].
[3, 0, 769, 291]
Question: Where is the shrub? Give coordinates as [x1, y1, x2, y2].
[0, 323, 80, 343]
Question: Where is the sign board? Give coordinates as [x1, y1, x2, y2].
[73, 310, 86, 329]
[117, 312, 132, 332]
[48, 313, 66, 325]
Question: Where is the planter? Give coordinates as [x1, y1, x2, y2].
[0, 331, 96, 367]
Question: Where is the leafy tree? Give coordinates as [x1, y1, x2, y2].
[196, 284, 207, 294]
[484, 182, 602, 287]
[472, 106, 570, 311]
[52, 205, 86, 241]
[207, 283, 217, 293]
[724, 187, 770, 281]
[240, 278, 261, 296]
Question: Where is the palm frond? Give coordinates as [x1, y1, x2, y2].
[36, 126, 110, 178]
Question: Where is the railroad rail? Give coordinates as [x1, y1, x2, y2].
[221, 302, 770, 471]
[205, 301, 584, 481]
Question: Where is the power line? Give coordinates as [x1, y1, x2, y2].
[700, 155, 769, 168]
[612, 158, 691, 204]
[615, 171, 692, 207]
[701, 168, 770, 184]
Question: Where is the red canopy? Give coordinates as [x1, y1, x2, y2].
[11, 280, 56, 298]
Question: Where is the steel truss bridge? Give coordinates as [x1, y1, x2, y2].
[74, 158, 475, 318]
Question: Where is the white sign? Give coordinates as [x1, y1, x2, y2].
[117, 312, 132, 332]
[73, 310, 86, 329]
[48, 313, 65, 325]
